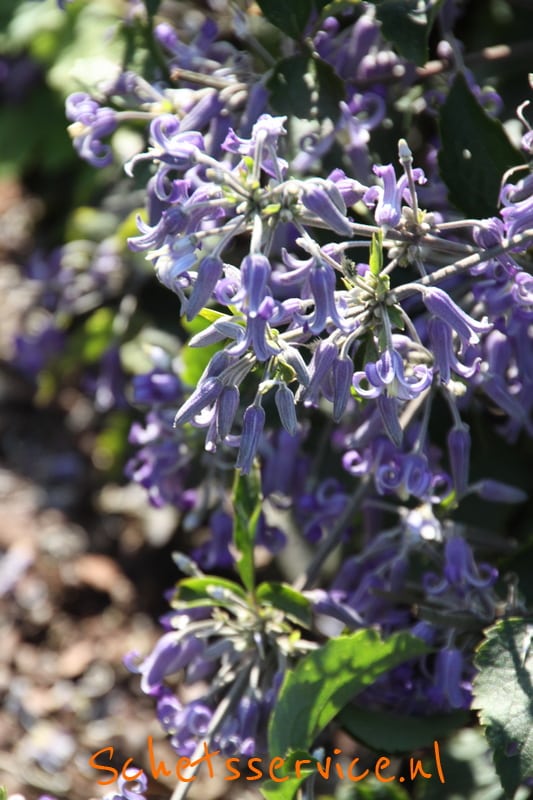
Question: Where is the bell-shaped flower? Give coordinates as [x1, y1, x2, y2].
[353, 349, 432, 401]
[173, 377, 224, 426]
[431, 648, 469, 710]
[428, 317, 480, 383]
[149, 114, 204, 166]
[298, 261, 348, 334]
[138, 632, 203, 694]
[423, 286, 492, 346]
[186, 255, 224, 320]
[301, 180, 353, 236]
[363, 163, 426, 227]
[65, 92, 117, 167]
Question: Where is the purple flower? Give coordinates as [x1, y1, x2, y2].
[132, 371, 182, 405]
[149, 114, 204, 166]
[222, 114, 288, 177]
[424, 537, 497, 596]
[299, 260, 348, 334]
[174, 377, 224, 426]
[275, 383, 298, 435]
[470, 479, 527, 504]
[301, 181, 353, 236]
[186, 256, 224, 320]
[138, 632, 204, 694]
[423, 287, 492, 345]
[428, 317, 480, 383]
[236, 403, 266, 474]
[430, 648, 470, 710]
[363, 163, 426, 227]
[66, 92, 117, 167]
[447, 424, 471, 498]
[353, 349, 432, 401]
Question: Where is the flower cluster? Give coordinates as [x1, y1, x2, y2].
[8, 0, 533, 796]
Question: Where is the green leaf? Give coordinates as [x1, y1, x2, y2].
[256, 582, 312, 628]
[0, 786, 8, 800]
[144, 0, 162, 15]
[256, 0, 330, 39]
[438, 73, 523, 218]
[369, 230, 383, 276]
[370, 0, 442, 66]
[232, 466, 263, 594]
[319, 0, 362, 20]
[268, 629, 430, 757]
[180, 314, 223, 387]
[260, 750, 317, 800]
[172, 576, 247, 608]
[339, 706, 469, 753]
[473, 618, 533, 797]
[267, 55, 345, 122]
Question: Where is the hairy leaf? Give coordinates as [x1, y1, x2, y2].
[473, 618, 533, 797]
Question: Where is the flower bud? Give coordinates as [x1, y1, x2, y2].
[275, 383, 298, 436]
[236, 404, 265, 474]
[447, 423, 471, 498]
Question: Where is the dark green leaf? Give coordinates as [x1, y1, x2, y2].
[232, 466, 263, 594]
[267, 55, 345, 122]
[144, 0, 162, 15]
[268, 629, 430, 757]
[473, 618, 533, 797]
[339, 706, 469, 753]
[256, 0, 329, 39]
[370, 0, 442, 66]
[438, 73, 523, 218]
[260, 750, 317, 800]
[256, 582, 312, 628]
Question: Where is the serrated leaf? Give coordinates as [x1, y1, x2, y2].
[267, 55, 345, 122]
[268, 630, 430, 758]
[370, 0, 442, 66]
[260, 750, 317, 800]
[232, 466, 263, 594]
[256, 582, 312, 628]
[473, 618, 533, 797]
[256, 0, 330, 39]
[339, 706, 469, 753]
[438, 73, 523, 218]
